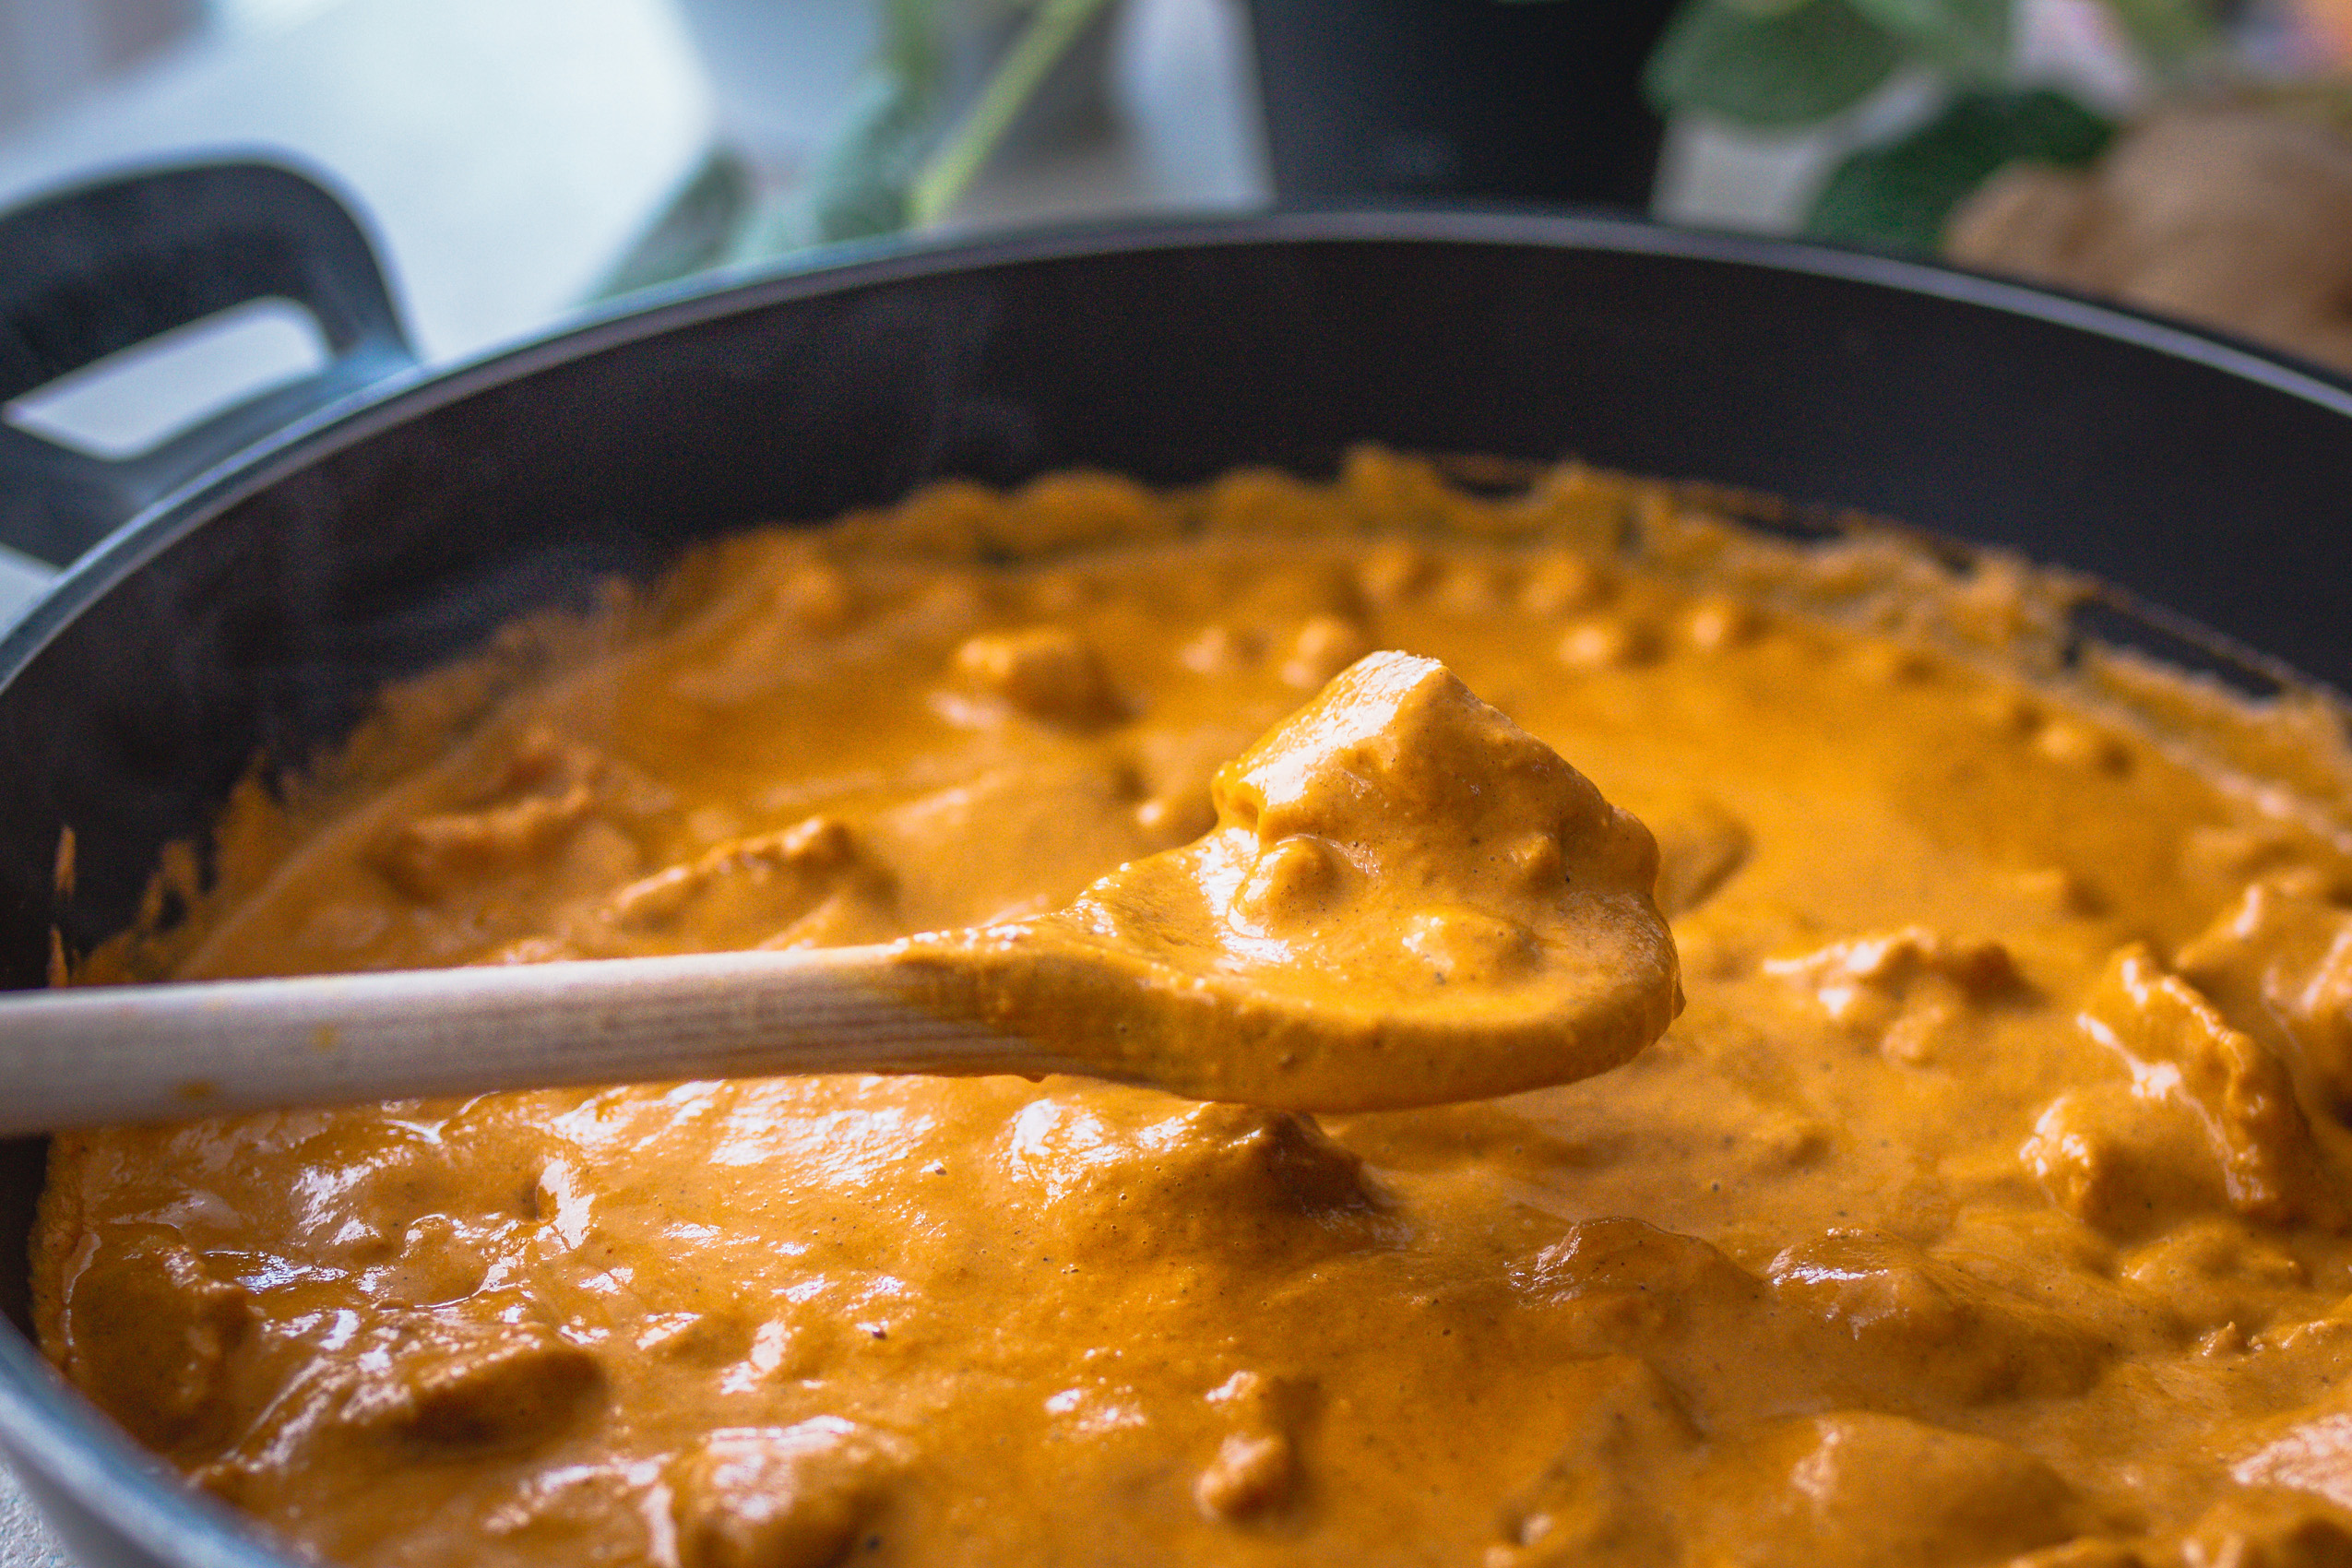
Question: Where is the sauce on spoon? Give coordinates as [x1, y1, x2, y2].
[891, 650, 1682, 1111]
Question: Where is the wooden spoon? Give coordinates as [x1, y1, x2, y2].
[0, 654, 1681, 1134]
[0, 944, 1063, 1134]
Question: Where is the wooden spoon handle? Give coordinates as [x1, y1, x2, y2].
[0, 948, 1051, 1135]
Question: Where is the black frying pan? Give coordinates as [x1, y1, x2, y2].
[1, 160, 2347, 1568]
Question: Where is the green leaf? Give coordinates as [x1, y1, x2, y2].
[1848, 0, 2013, 80]
[910, 0, 1114, 226]
[1645, 0, 1907, 130]
[734, 0, 952, 255]
[2102, 0, 2219, 66]
[799, 68, 944, 245]
[1804, 88, 2114, 253]
[739, 0, 1115, 252]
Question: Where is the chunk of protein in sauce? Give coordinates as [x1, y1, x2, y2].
[887, 651, 1681, 1111]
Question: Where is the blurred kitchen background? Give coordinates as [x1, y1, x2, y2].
[3, 0, 2350, 463]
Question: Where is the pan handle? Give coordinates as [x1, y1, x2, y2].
[0, 160, 417, 568]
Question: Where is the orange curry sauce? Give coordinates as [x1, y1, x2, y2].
[34, 452, 2352, 1567]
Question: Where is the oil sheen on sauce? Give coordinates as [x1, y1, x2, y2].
[34, 451, 2352, 1568]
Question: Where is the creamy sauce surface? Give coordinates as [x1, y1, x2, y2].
[34, 455, 2352, 1568]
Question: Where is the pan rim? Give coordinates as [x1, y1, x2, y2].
[8, 204, 2352, 699]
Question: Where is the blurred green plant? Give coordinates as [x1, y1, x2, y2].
[1647, 0, 1993, 127]
[782, 0, 953, 250]
[599, 0, 1112, 294]
[1808, 87, 2113, 247]
[759, 0, 1113, 255]
[1641, 0, 2227, 251]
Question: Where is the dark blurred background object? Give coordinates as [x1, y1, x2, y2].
[1245, 0, 1680, 207]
